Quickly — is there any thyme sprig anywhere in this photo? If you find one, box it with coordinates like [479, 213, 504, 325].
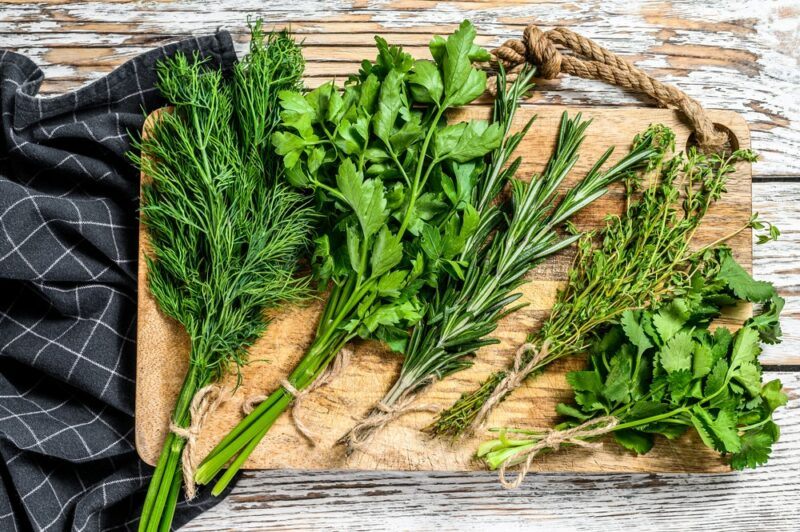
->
[131, 23, 311, 532]
[432, 135, 767, 437]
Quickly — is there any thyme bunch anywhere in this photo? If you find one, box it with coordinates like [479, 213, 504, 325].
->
[131, 23, 312, 532]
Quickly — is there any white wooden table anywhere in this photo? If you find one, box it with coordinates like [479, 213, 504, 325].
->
[2, 1, 797, 530]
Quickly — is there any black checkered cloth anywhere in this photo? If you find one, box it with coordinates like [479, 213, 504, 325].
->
[0, 32, 237, 531]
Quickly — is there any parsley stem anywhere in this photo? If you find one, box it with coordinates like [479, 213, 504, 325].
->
[399, 105, 446, 237]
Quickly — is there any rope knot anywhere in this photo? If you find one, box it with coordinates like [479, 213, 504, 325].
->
[340, 394, 440, 455]
[522, 26, 562, 79]
[489, 23, 728, 152]
[242, 347, 353, 446]
[492, 27, 562, 80]
[169, 384, 227, 500]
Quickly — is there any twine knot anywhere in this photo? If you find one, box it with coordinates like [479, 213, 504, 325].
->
[169, 384, 227, 500]
[470, 339, 551, 433]
[340, 393, 440, 455]
[242, 347, 352, 446]
[496, 415, 619, 489]
[490, 24, 728, 152]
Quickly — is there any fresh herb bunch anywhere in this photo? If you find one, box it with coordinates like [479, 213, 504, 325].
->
[432, 134, 771, 437]
[194, 20, 511, 495]
[340, 85, 669, 452]
[131, 22, 311, 532]
[479, 259, 786, 487]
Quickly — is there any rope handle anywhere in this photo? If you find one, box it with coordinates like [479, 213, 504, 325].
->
[491, 25, 728, 152]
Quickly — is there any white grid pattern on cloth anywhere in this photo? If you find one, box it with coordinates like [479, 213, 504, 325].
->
[0, 31, 238, 531]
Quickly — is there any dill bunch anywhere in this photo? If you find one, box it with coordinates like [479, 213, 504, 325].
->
[131, 22, 312, 532]
[431, 134, 766, 438]
[339, 69, 668, 452]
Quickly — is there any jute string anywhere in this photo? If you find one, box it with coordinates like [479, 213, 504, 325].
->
[488, 25, 727, 152]
[242, 347, 352, 445]
[497, 415, 619, 489]
[169, 384, 227, 500]
[470, 340, 551, 433]
[341, 392, 440, 455]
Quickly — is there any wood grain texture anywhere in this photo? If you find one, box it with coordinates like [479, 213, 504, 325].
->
[136, 106, 754, 473]
[1, 0, 798, 177]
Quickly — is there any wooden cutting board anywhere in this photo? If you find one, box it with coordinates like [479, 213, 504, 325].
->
[135, 105, 751, 473]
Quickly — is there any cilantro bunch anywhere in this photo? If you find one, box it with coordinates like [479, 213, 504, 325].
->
[195, 21, 512, 495]
[432, 135, 772, 437]
[479, 258, 787, 485]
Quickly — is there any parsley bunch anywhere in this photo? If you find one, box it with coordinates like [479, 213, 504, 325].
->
[479, 258, 786, 486]
[340, 88, 669, 452]
[432, 134, 771, 437]
[195, 20, 512, 495]
[131, 22, 312, 532]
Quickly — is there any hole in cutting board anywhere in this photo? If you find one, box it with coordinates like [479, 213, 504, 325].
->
[686, 123, 739, 154]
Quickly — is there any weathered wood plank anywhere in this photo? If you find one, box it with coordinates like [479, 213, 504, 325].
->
[0, 0, 797, 176]
[753, 181, 800, 366]
[182, 372, 800, 531]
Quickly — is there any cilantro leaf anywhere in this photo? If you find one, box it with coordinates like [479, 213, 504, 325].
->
[603, 351, 633, 404]
[709, 409, 742, 453]
[667, 369, 693, 402]
[718, 253, 775, 302]
[660, 330, 693, 373]
[732, 361, 761, 397]
[729, 326, 761, 373]
[746, 294, 785, 344]
[652, 299, 689, 342]
[703, 358, 729, 398]
[566, 370, 604, 394]
[613, 429, 655, 454]
[620, 310, 653, 356]
[692, 339, 713, 378]
[761, 379, 788, 413]
[730, 426, 777, 470]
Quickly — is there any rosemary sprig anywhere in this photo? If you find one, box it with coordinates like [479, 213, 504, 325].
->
[340, 71, 668, 451]
[131, 23, 312, 532]
[431, 132, 764, 438]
